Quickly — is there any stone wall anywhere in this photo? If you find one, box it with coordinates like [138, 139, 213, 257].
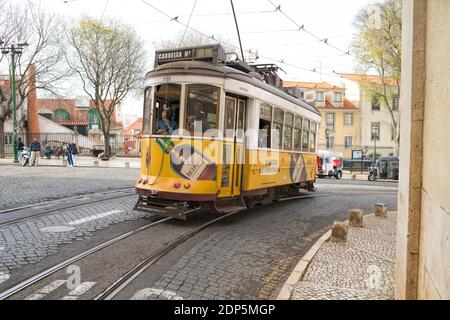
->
[396, 0, 450, 300]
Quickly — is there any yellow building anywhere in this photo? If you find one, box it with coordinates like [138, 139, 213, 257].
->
[284, 81, 360, 159]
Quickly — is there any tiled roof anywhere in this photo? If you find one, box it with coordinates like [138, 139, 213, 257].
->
[317, 98, 358, 110]
[124, 117, 143, 135]
[283, 81, 345, 90]
[336, 72, 398, 86]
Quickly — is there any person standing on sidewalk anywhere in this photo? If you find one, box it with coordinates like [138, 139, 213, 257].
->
[29, 138, 41, 167]
[69, 141, 78, 167]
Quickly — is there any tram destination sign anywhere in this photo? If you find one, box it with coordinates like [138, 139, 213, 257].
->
[158, 49, 193, 62]
[155, 44, 226, 67]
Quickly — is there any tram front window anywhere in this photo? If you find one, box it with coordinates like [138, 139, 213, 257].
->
[153, 84, 181, 135]
[186, 85, 219, 135]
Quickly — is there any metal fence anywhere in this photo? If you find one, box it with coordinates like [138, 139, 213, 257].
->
[2, 132, 142, 158]
[317, 143, 396, 161]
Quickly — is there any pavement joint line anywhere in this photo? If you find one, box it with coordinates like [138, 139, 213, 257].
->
[277, 211, 396, 300]
[342, 243, 396, 264]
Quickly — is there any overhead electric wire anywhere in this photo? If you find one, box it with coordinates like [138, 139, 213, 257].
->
[179, 0, 198, 48]
[138, 0, 351, 81]
[266, 0, 351, 56]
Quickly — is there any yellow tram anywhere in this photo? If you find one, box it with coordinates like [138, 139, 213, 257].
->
[135, 44, 321, 219]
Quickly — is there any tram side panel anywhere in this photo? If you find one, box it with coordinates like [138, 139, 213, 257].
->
[243, 149, 317, 192]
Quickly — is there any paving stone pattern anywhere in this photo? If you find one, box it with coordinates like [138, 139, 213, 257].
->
[0, 166, 138, 209]
[0, 197, 143, 276]
[291, 212, 397, 300]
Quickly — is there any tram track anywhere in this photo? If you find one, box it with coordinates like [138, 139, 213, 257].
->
[94, 210, 239, 300]
[0, 216, 174, 300]
[0, 187, 136, 228]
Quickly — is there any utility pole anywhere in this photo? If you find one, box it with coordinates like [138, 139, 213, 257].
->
[1, 42, 28, 163]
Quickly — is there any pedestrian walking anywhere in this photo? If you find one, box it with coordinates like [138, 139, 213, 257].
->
[69, 141, 78, 167]
[29, 138, 41, 167]
[17, 137, 24, 162]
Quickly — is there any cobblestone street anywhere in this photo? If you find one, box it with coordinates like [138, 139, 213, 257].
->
[0, 165, 138, 209]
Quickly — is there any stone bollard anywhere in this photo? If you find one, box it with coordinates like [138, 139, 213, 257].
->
[348, 209, 364, 227]
[375, 203, 388, 218]
[331, 221, 348, 243]
[124, 162, 130, 169]
[62, 159, 67, 167]
[93, 160, 99, 167]
[351, 173, 356, 180]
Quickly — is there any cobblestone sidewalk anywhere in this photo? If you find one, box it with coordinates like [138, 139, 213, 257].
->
[289, 212, 397, 300]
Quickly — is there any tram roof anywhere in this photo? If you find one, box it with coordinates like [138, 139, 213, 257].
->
[145, 61, 321, 116]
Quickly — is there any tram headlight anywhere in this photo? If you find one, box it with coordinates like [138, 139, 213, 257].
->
[184, 182, 191, 190]
[174, 182, 181, 189]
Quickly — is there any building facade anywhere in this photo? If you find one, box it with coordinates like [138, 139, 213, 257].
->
[284, 81, 360, 159]
[336, 73, 399, 158]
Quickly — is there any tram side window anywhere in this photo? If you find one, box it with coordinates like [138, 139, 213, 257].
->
[294, 116, 302, 151]
[153, 84, 181, 135]
[272, 108, 284, 149]
[310, 122, 316, 152]
[143, 87, 152, 134]
[186, 85, 219, 135]
[302, 119, 310, 151]
[259, 104, 272, 148]
[284, 112, 293, 150]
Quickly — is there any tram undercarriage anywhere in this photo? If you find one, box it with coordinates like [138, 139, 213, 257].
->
[134, 182, 315, 220]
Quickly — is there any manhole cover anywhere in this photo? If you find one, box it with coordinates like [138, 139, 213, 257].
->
[40, 226, 76, 233]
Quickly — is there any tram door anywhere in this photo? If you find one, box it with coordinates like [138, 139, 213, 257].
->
[220, 97, 246, 198]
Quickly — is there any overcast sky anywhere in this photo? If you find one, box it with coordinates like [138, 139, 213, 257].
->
[41, 0, 374, 117]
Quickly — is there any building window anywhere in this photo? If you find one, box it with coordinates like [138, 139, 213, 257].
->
[52, 109, 70, 121]
[3, 132, 13, 145]
[316, 91, 324, 102]
[345, 136, 353, 149]
[300, 91, 305, 98]
[326, 113, 335, 131]
[89, 108, 101, 129]
[371, 122, 380, 141]
[371, 95, 381, 111]
[326, 136, 335, 149]
[344, 113, 353, 125]
[334, 92, 343, 102]
[392, 95, 399, 110]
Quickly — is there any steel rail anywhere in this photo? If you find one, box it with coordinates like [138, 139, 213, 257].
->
[95, 210, 238, 300]
[0, 216, 173, 300]
[0, 189, 136, 228]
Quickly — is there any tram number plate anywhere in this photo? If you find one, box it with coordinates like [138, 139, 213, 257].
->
[163, 76, 171, 82]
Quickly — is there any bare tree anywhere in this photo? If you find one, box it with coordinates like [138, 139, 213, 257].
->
[66, 18, 147, 159]
[0, 0, 68, 157]
[351, 0, 402, 154]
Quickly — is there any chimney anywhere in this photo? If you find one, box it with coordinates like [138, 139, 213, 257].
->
[26, 64, 40, 136]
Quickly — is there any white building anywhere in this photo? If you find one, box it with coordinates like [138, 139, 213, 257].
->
[335, 73, 399, 158]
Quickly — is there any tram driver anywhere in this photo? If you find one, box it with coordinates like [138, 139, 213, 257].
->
[156, 107, 178, 135]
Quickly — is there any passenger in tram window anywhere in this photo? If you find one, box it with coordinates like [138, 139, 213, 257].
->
[156, 108, 178, 135]
[187, 102, 210, 134]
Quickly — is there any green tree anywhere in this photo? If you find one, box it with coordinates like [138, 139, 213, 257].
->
[66, 18, 146, 159]
[351, 0, 402, 154]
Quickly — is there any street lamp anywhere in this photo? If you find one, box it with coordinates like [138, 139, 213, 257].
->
[1, 41, 28, 163]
